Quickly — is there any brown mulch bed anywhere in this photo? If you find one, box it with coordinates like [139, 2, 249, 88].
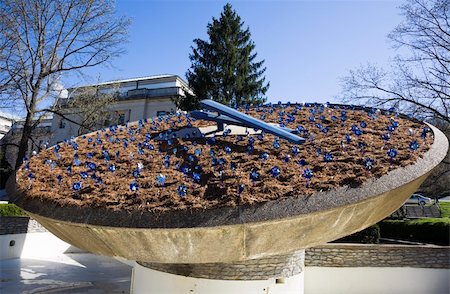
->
[16, 104, 433, 212]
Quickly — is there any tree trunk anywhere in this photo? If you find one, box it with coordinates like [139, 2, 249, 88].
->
[14, 111, 34, 170]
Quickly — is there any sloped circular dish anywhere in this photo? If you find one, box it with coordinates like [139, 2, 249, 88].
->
[9, 120, 448, 264]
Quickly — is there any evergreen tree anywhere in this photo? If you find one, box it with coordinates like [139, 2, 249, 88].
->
[182, 3, 269, 110]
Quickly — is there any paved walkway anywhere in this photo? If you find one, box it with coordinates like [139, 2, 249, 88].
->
[0, 254, 131, 293]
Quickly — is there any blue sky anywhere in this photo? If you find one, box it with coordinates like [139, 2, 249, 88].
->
[68, 0, 404, 104]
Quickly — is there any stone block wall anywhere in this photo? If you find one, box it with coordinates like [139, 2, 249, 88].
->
[140, 251, 305, 280]
[306, 243, 449, 269]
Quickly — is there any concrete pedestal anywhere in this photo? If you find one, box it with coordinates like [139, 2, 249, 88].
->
[131, 250, 305, 294]
[131, 263, 304, 294]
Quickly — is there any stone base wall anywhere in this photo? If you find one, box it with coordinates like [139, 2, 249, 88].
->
[139, 251, 305, 280]
[306, 243, 450, 269]
[0, 216, 47, 235]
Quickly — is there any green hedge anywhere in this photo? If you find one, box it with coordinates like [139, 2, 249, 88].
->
[0, 203, 27, 217]
[334, 225, 380, 244]
[379, 219, 450, 245]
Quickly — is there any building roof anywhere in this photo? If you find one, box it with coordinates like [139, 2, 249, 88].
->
[70, 74, 189, 90]
[0, 111, 21, 121]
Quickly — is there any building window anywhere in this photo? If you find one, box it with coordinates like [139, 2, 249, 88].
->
[59, 119, 65, 129]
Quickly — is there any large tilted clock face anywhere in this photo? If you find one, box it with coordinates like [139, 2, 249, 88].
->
[17, 102, 433, 212]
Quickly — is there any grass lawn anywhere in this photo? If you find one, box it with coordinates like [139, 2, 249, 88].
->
[438, 201, 450, 218]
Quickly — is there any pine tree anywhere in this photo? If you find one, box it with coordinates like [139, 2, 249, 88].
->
[182, 3, 269, 110]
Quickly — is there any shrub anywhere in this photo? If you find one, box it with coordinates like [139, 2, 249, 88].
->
[334, 225, 380, 244]
[0, 204, 27, 217]
[379, 219, 450, 245]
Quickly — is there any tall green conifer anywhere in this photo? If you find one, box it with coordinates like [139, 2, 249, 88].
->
[181, 3, 269, 110]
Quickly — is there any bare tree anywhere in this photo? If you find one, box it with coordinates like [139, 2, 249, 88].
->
[341, 0, 449, 197]
[0, 0, 130, 170]
[341, 0, 449, 124]
[53, 84, 119, 136]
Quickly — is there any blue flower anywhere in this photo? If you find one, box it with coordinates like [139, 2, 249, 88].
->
[291, 146, 300, 156]
[181, 165, 191, 174]
[323, 152, 333, 162]
[299, 158, 307, 166]
[316, 148, 322, 156]
[273, 140, 280, 149]
[195, 148, 202, 156]
[387, 148, 398, 159]
[363, 158, 375, 170]
[87, 152, 93, 159]
[360, 121, 367, 128]
[421, 127, 431, 138]
[187, 155, 196, 163]
[177, 185, 187, 197]
[352, 127, 362, 136]
[88, 162, 96, 171]
[57, 175, 62, 184]
[303, 169, 313, 179]
[80, 172, 88, 179]
[230, 162, 237, 170]
[261, 152, 269, 161]
[156, 174, 166, 186]
[345, 134, 352, 144]
[163, 155, 171, 168]
[284, 155, 290, 163]
[108, 164, 116, 172]
[102, 150, 110, 161]
[224, 146, 232, 154]
[387, 125, 395, 133]
[130, 181, 139, 192]
[74, 158, 81, 166]
[238, 184, 245, 194]
[382, 133, 391, 141]
[72, 182, 82, 191]
[409, 140, 419, 151]
[270, 166, 281, 178]
[192, 172, 201, 183]
[250, 170, 260, 182]
[132, 170, 140, 178]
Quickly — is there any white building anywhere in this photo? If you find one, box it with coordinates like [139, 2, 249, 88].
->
[50, 74, 192, 144]
[0, 111, 19, 140]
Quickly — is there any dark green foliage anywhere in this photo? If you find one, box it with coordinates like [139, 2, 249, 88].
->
[380, 219, 450, 245]
[334, 225, 381, 244]
[182, 3, 269, 110]
[0, 145, 12, 189]
[0, 204, 27, 216]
